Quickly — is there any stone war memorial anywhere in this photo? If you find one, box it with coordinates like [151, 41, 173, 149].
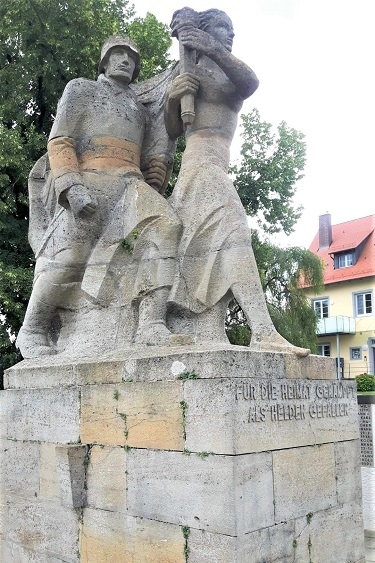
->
[1, 7, 365, 563]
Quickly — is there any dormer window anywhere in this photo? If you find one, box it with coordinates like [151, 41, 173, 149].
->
[338, 252, 353, 268]
[334, 251, 356, 269]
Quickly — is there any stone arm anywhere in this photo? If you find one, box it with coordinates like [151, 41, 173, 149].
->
[178, 27, 259, 100]
[164, 72, 200, 140]
[48, 79, 97, 218]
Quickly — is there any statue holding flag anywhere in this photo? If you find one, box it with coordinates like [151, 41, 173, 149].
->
[166, 8, 309, 356]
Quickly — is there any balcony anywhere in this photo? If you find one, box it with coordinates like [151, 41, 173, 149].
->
[317, 315, 356, 335]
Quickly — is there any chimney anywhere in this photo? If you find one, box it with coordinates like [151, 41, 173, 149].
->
[318, 213, 332, 250]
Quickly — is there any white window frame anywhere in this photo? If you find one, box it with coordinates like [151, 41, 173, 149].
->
[350, 347, 362, 360]
[338, 253, 353, 268]
[312, 298, 329, 319]
[353, 291, 373, 317]
[317, 344, 331, 357]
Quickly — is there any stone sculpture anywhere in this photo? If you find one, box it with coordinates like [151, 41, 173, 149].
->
[16, 36, 183, 358]
[166, 8, 309, 356]
[16, 16, 309, 359]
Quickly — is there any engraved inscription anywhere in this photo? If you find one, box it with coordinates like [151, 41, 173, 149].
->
[235, 381, 355, 423]
[359, 404, 374, 467]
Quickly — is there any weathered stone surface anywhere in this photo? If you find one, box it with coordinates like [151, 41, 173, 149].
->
[3, 388, 80, 443]
[55, 444, 87, 508]
[1, 541, 76, 563]
[117, 381, 184, 450]
[126, 449, 274, 535]
[86, 446, 127, 512]
[80, 381, 184, 450]
[39, 443, 59, 502]
[1, 348, 364, 563]
[80, 384, 127, 446]
[294, 502, 365, 563]
[239, 521, 296, 563]
[184, 378, 359, 454]
[2, 439, 40, 499]
[188, 529, 237, 562]
[335, 439, 362, 504]
[4, 362, 77, 389]
[5, 498, 79, 561]
[80, 509, 185, 563]
[273, 443, 337, 522]
[4, 349, 337, 390]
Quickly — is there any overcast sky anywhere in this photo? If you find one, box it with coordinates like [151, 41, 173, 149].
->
[132, 0, 375, 248]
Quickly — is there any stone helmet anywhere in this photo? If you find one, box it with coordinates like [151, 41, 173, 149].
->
[98, 35, 141, 81]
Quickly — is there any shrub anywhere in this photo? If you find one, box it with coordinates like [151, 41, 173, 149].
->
[355, 373, 375, 392]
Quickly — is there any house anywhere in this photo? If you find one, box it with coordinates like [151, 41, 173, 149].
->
[304, 213, 375, 378]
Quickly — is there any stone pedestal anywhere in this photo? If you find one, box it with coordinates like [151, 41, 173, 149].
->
[1, 347, 366, 562]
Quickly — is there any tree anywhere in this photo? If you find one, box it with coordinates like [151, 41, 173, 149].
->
[227, 110, 323, 350]
[232, 108, 306, 235]
[226, 231, 324, 351]
[0, 1, 172, 378]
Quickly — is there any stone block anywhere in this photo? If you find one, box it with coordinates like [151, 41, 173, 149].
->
[188, 529, 236, 562]
[80, 508, 185, 563]
[4, 361, 76, 389]
[55, 444, 87, 508]
[3, 388, 80, 443]
[294, 502, 365, 563]
[122, 348, 288, 382]
[284, 353, 336, 380]
[80, 384, 127, 446]
[76, 361, 125, 385]
[2, 439, 40, 499]
[86, 445, 127, 512]
[335, 439, 362, 504]
[126, 449, 274, 535]
[273, 443, 337, 522]
[117, 381, 184, 450]
[238, 520, 296, 563]
[1, 540, 77, 563]
[184, 378, 359, 455]
[5, 498, 79, 561]
[39, 443, 59, 502]
[80, 381, 184, 450]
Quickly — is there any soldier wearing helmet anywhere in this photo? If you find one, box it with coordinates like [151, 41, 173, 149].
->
[17, 36, 183, 358]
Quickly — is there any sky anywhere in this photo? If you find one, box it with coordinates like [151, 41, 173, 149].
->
[132, 0, 375, 248]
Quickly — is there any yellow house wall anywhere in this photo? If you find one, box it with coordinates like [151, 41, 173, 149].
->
[305, 277, 375, 377]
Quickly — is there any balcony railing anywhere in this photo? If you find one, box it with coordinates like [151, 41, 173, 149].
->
[317, 315, 356, 335]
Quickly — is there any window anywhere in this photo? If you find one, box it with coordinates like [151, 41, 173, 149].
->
[354, 291, 373, 316]
[312, 298, 329, 319]
[318, 344, 331, 357]
[350, 347, 362, 360]
[337, 253, 353, 268]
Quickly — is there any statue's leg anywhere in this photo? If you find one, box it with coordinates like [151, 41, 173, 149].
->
[130, 182, 191, 346]
[230, 247, 310, 357]
[16, 264, 83, 358]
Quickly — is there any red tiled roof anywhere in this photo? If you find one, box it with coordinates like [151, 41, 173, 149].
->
[307, 215, 375, 285]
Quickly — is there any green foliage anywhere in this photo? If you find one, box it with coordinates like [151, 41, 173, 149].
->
[0, 0, 172, 380]
[226, 231, 324, 351]
[126, 13, 173, 81]
[232, 108, 306, 235]
[176, 370, 198, 380]
[356, 373, 375, 392]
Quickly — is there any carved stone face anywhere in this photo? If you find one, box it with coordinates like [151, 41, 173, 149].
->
[208, 13, 234, 51]
[104, 47, 136, 85]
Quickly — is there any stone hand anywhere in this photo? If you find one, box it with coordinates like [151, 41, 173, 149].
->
[169, 72, 200, 102]
[143, 159, 169, 191]
[66, 184, 98, 218]
[178, 28, 217, 57]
